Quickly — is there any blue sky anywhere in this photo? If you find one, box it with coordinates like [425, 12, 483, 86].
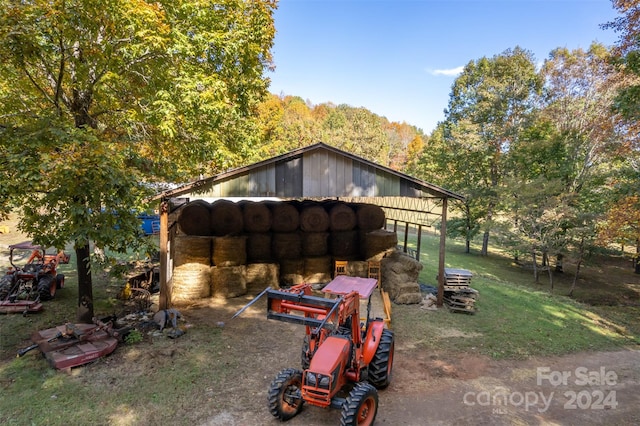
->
[267, 0, 620, 134]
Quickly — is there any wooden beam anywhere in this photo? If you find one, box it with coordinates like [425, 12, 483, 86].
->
[159, 201, 169, 310]
[416, 225, 422, 261]
[437, 198, 448, 307]
[403, 222, 409, 253]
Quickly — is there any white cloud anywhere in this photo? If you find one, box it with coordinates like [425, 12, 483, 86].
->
[429, 66, 464, 76]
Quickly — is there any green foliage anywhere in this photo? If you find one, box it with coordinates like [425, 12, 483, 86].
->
[124, 329, 144, 345]
[252, 94, 425, 170]
[0, 0, 276, 319]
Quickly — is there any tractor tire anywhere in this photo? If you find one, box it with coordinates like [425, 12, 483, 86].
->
[301, 336, 311, 369]
[56, 274, 65, 289]
[339, 382, 378, 426]
[367, 328, 394, 389]
[37, 274, 56, 301]
[268, 368, 304, 421]
[0, 274, 15, 299]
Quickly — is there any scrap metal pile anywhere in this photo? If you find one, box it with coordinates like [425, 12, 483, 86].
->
[443, 268, 478, 314]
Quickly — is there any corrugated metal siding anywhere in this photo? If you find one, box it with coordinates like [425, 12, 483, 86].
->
[276, 156, 303, 197]
[303, 149, 355, 197]
[352, 162, 377, 196]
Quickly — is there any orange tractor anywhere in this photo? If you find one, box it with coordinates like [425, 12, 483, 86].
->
[241, 279, 394, 425]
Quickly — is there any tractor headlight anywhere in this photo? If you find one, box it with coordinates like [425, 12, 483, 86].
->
[306, 372, 330, 389]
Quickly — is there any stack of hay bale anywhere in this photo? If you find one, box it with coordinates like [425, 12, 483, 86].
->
[172, 199, 398, 304]
[443, 268, 479, 314]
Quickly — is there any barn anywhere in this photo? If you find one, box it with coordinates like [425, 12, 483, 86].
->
[154, 142, 464, 309]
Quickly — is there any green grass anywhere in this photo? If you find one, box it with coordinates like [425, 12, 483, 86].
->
[392, 230, 640, 359]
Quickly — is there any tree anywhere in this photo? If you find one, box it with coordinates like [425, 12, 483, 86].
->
[599, 195, 640, 273]
[604, 0, 640, 121]
[0, 0, 276, 322]
[440, 47, 542, 255]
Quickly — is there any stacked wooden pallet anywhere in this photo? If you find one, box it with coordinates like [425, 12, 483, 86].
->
[443, 268, 478, 314]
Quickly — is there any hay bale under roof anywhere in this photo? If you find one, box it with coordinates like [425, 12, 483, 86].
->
[330, 230, 359, 259]
[210, 199, 243, 236]
[173, 235, 212, 267]
[171, 263, 211, 305]
[355, 203, 386, 230]
[360, 229, 398, 260]
[280, 259, 304, 287]
[301, 232, 329, 257]
[211, 265, 247, 299]
[272, 232, 301, 260]
[212, 236, 247, 266]
[178, 200, 212, 236]
[269, 202, 300, 233]
[246, 233, 272, 263]
[300, 203, 330, 233]
[245, 263, 280, 293]
[328, 202, 356, 232]
[303, 256, 332, 284]
[241, 200, 272, 233]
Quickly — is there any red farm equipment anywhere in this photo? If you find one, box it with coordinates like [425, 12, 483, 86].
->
[239, 279, 394, 425]
[0, 241, 70, 314]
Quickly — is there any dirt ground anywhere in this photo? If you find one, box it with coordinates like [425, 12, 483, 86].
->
[171, 296, 640, 426]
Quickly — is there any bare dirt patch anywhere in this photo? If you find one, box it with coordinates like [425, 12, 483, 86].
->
[106, 294, 639, 426]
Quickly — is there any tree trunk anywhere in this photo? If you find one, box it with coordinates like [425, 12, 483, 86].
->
[569, 238, 585, 297]
[635, 239, 640, 274]
[555, 254, 564, 273]
[547, 261, 554, 293]
[532, 251, 539, 283]
[465, 205, 471, 254]
[569, 259, 582, 297]
[76, 242, 94, 323]
[481, 230, 490, 256]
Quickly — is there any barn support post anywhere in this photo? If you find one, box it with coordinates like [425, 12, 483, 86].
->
[416, 225, 422, 261]
[403, 222, 409, 253]
[437, 197, 448, 307]
[159, 200, 170, 310]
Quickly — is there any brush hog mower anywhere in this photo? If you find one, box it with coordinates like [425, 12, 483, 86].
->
[17, 316, 128, 370]
[234, 280, 394, 426]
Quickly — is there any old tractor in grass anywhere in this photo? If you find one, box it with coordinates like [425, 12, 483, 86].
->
[0, 241, 70, 314]
[246, 280, 394, 425]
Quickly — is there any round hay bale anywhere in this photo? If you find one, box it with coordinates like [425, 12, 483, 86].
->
[178, 200, 212, 236]
[246, 233, 272, 262]
[300, 204, 330, 232]
[173, 235, 212, 267]
[241, 201, 272, 233]
[301, 232, 329, 257]
[212, 236, 247, 266]
[171, 263, 211, 304]
[355, 203, 386, 230]
[360, 229, 398, 260]
[280, 259, 304, 287]
[303, 256, 332, 284]
[211, 265, 247, 299]
[272, 232, 301, 260]
[330, 230, 359, 259]
[245, 263, 280, 292]
[269, 202, 299, 233]
[328, 202, 356, 231]
[210, 199, 243, 236]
